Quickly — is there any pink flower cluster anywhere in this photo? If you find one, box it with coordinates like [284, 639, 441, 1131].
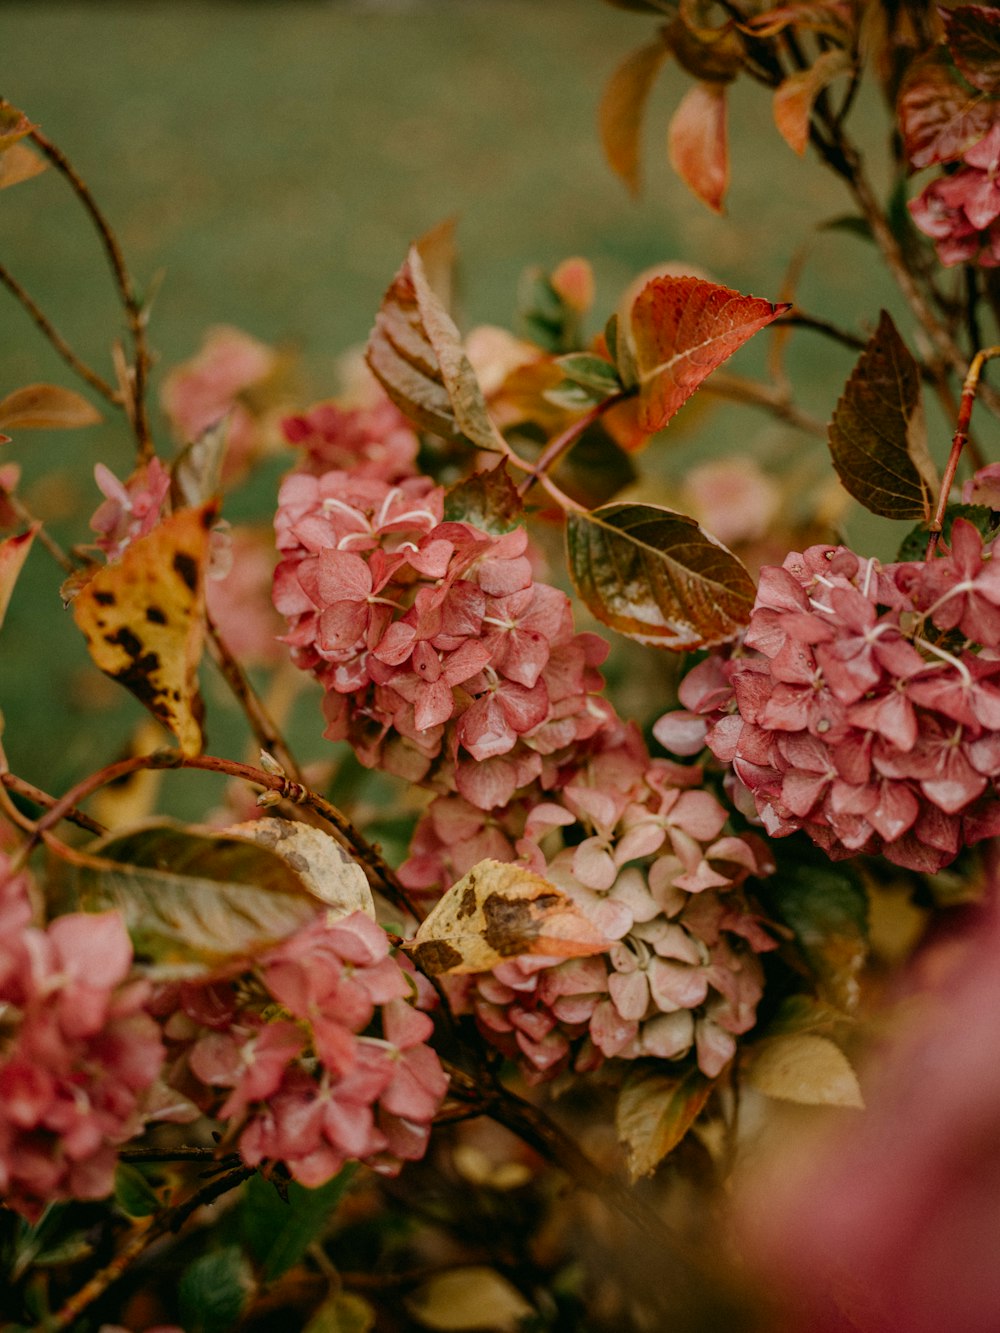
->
[282, 398, 420, 483]
[161, 911, 447, 1187]
[910, 122, 1000, 267]
[90, 457, 171, 561]
[0, 865, 164, 1221]
[670, 526, 1000, 872]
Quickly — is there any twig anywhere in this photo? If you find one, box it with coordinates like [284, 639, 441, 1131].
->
[0, 771, 106, 835]
[515, 393, 625, 499]
[5, 493, 78, 574]
[927, 344, 1000, 556]
[774, 309, 866, 354]
[0, 261, 120, 403]
[703, 371, 826, 438]
[28, 124, 154, 458]
[205, 616, 303, 782]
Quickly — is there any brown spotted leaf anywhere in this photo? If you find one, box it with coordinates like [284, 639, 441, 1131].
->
[0, 383, 101, 432]
[566, 502, 755, 649]
[72, 505, 216, 755]
[828, 310, 937, 521]
[599, 36, 671, 197]
[366, 231, 502, 452]
[616, 1064, 713, 1180]
[629, 276, 788, 433]
[668, 81, 728, 213]
[897, 52, 997, 168]
[47, 819, 332, 975]
[773, 48, 852, 156]
[944, 4, 1000, 96]
[407, 859, 608, 976]
[0, 524, 37, 631]
[0, 142, 46, 191]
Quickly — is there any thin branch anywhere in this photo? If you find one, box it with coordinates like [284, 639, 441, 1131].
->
[0, 771, 106, 835]
[0, 261, 120, 403]
[927, 344, 1000, 556]
[774, 309, 866, 354]
[703, 371, 826, 437]
[5, 493, 78, 574]
[205, 615, 303, 782]
[28, 124, 153, 457]
[516, 393, 626, 499]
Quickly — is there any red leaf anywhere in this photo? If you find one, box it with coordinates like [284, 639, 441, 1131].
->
[897, 52, 997, 169]
[599, 37, 671, 197]
[944, 4, 1000, 96]
[0, 524, 37, 631]
[773, 49, 851, 156]
[629, 275, 788, 433]
[668, 81, 728, 213]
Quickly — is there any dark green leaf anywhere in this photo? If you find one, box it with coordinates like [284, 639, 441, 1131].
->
[242, 1167, 356, 1282]
[944, 4, 1000, 95]
[566, 502, 755, 649]
[47, 819, 329, 974]
[828, 310, 937, 520]
[114, 1162, 162, 1218]
[759, 847, 868, 1011]
[178, 1245, 255, 1333]
[896, 503, 999, 562]
[554, 353, 623, 394]
[544, 380, 607, 410]
[444, 463, 524, 533]
[819, 214, 873, 241]
[616, 1064, 713, 1180]
[517, 266, 578, 353]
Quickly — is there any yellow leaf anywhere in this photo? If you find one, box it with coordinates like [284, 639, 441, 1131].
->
[406, 1267, 534, 1331]
[72, 505, 215, 755]
[407, 858, 609, 975]
[745, 1033, 864, 1108]
[225, 817, 375, 920]
[0, 383, 101, 431]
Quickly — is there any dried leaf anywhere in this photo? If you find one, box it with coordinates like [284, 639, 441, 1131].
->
[629, 275, 788, 433]
[47, 819, 332, 974]
[745, 1033, 864, 1108]
[408, 859, 608, 976]
[773, 49, 852, 156]
[224, 817, 375, 919]
[616, 1064, 713, 1180]
[0, 102, 34, 153]
[944, 4, 1000, 96]
[566, 502, 755, 649]
[406, 1267, 534, 1332]
[0, 524, 37, 631]
[72, 505, 216, 755]
[664, 13, 743, 82]
[0, 383, 101, 432]
[0, 142, 46, 191]
[443, 462, 524, 533]
[740, 1, 853, 40]
[828, 310, 937, 521]
[599, 37, 671, 197]
[668, 81, 729, 213]
[897, 52, 997, 169]
[366, 231, 501, 451]
[170, 418, 228, 508]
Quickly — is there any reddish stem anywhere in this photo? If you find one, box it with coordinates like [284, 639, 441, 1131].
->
[926, 345, 1000, 558]
[515, 392, 625, 499]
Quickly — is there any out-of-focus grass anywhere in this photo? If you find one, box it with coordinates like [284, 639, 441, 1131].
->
[1, 1, 900, 805]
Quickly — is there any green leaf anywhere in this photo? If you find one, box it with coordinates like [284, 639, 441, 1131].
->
[819, 214, 873, 241]
[615, 1064, 713, 1181]
[896, 503, 999, 562]
[242, 1167, 356, 1282]
[827, 310, 937, 521]
[554, 352, 623, 394]
[629, 276, 788, 433]
[114, 1162, 162, 1218]
[178, 1245, 255, 1333]
[517, 266, 578, 353]
[46, 819, 336, 974]
[566, 502, 755, 649]
[366, 227, 501, 452]
[443, 463, 524, 533]
[759, 848, 868, 1011]
[745, 1033, 864, 1108]
[944, 4, 1000, 95]
[305, 1293, 376, 1333]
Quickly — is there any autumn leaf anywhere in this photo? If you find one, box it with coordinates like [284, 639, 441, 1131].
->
[0, 142, 46, 191]
[0, 524, 37, 631]
[46, 819, 335, 974]
[615, 1064, 713, 1180]
[566, 502, 756, 649]
[773, 49, 851, 156]
[629, 275, 788, 433]
[0, 102, 34, 153]
[407, 859, 608, 976]
[405, 1267, 533, 1332]
[443, 462, 524, 533]
[72, 504, 216, 755]
[224, 817, 375, 919]
[668, 81, 729, 213]
[828, 310, 937, 521]
[745, 1033, 864, 1108]
[739, 1, 853, 40]
[366, 228, 502, 452]
[599, 36, 671, 197]
[897, 52, 997, 169]
[943, 4, 1000, 96]
[0, 383, 102, 432]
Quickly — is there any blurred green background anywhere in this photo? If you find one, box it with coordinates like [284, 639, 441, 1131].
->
[1, 0, 901, 809]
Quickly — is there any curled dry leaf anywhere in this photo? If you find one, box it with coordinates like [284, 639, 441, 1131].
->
[615, 1064, 713, 1180]
[566, 502, 756, 649]
[0, 383, 102, 432]
[0, 524, 37, 631]
[773, 48, 852, 156]
[828, 310, 937, 521]
[72, 504, 216, 756]
[0, 102, 34, 153]
[407, 858, 609, 976]
[225, 817, 375, 919]
[745, 1032, 864, 1108]
[599, 36, 671, 197]
[629, 275, 788, 434]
